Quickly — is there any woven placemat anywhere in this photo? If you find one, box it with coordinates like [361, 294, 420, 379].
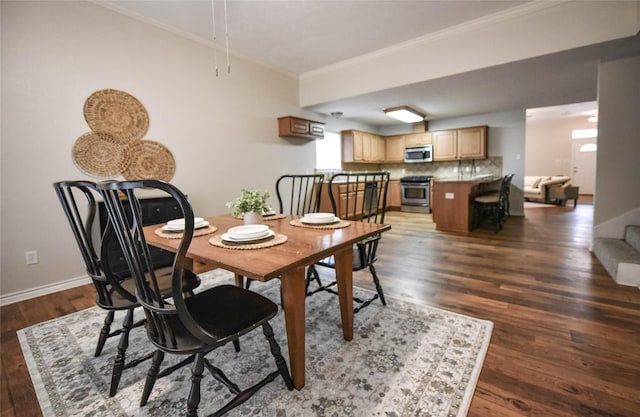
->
[236, 213, 287, 221]
[289, 218, 351, 229]
[83, 89, 149, 143]
[154, 225, 218, 239]
[208, 233, 287, 250]
[72, 131, 132, 178]
[123, 140, 176, 181]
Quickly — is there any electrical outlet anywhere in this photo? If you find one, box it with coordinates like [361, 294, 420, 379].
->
[25, 250, 39, 265]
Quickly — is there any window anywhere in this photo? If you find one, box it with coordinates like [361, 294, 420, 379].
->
[315, 131, 342, 169]
[572, 128, 597, 139]
[580, 143, 597, 152]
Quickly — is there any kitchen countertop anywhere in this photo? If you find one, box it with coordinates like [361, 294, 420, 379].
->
[432, 175, 496, 183]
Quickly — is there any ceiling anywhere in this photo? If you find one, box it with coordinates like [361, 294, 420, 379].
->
[102, 0, 639, 127]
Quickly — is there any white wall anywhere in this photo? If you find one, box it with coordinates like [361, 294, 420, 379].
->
[0, 1, 317, 297]
[525, 116, 596, 177]
[593, 56, 640, 238]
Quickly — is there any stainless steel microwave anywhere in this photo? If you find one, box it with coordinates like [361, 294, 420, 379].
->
[404, 145, 433, 163]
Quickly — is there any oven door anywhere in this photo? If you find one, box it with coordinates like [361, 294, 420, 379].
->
[401, 182, 429, 205]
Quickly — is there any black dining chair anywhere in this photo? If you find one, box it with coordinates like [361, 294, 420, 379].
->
[275, 174, 324, 216]
[306, 171, 390, 313]
[244, 173, 324, 290]
[472, 173, 514, 231]
[53, 180, 201, 397]
[98, 179, 293, 417]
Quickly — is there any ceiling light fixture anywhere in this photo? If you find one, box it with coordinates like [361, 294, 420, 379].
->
[384, 106, 425, 123]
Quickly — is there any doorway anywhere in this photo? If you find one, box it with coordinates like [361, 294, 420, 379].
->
[571, 138, 597, 195]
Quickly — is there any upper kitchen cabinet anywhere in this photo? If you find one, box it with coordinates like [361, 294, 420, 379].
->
[342, 130, 385, 163]
[404, 132, 432, 147]
[385, 135, 405, 163]
[278, 116, 325, 140]
[432, 126, 487, 161]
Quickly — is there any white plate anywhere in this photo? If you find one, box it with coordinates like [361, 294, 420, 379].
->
[227, 224, 270, 240]
[163, 219, 209, 231]
[301, 216, 340, 225]
[222, 229, 275, 243]
[263, 209, 277, 217]
[304, 212, 335, 221]
[167, 217, 204, 227]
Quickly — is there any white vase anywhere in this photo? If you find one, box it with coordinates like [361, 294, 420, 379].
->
[243, 211, 263, 225]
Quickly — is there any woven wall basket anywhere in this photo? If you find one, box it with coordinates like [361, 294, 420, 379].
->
[84, 89, 149, 143]
[123, 139, 176, 182]
[72, 131, 132, 178]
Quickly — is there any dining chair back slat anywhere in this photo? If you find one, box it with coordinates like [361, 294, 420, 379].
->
[275, 174, 324, 215]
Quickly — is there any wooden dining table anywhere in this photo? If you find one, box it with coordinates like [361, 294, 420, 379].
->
[143, 214, 391, 390]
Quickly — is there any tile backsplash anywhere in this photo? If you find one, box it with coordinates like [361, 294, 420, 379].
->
[332, 156, 503, 180]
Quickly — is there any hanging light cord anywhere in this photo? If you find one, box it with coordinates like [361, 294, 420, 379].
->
[211, 0, 230, 75]
[223, 0, 230, 73]
[211, 0, 218, 76]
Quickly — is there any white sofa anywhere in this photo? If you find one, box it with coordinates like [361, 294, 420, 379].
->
[524, 175, 573, 203]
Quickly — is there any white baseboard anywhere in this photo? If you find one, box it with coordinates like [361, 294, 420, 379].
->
[0, 275, 92, 307]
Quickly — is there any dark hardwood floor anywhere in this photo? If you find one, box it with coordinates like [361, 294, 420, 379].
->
[3, 201, 640, 417]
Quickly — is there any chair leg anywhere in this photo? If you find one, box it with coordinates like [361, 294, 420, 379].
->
[109, 308, 134, 397]
[262, 322, 293, 390]
[305, 265, 323, 294]
[187, 353, 205, 417]
[141, 350, 164, 406]
[369, 265, 386, 306]
[95, 310, 115, 357]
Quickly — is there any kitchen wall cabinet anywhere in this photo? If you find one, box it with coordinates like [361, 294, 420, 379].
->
[278, 116, 325, 140]
[385, 135, 405, 163]
[457, 126, 487, 159]
[432, 126, 487, 161]
[342, 130, 385, 163]
[404, 132, 432, 147]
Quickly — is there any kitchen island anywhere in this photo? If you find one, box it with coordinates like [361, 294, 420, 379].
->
[431, 176, 498, 233]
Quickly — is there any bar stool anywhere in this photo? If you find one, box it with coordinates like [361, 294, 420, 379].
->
[473, 174, 514, 231]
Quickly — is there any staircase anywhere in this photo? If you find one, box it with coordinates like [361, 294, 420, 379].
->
[593, 225, 640, 287]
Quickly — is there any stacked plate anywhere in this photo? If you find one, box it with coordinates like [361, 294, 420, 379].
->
[162, 217, 209, 232]
[222, 224, 274, 243]
[300, 212, 340, 225]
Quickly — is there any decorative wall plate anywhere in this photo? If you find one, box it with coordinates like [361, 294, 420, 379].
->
[72, 131, 132, 178]
[83, 89, 149, 143]
[123, 139, 176, 181]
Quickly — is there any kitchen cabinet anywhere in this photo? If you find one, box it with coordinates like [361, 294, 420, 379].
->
[432, 126, 487, 161]
[404, 132, 432, 147]
[278, 116, 325, 140]
[432, 130, 457, 161]
[342, 130, 385, 163]
[385, 135, 405, 163]
[387, 180, 401, 209]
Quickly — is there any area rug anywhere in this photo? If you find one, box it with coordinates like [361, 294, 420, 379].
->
[18, 269, 493, 417]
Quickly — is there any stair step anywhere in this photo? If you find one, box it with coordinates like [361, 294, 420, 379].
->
[593, 237, 640, 286]
[624, 225, 640, 253]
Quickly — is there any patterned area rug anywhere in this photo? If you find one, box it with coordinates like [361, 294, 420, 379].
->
[18, 269, 493, 417]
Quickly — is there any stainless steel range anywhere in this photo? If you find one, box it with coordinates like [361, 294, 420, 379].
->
[400, 175, 432, 213]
